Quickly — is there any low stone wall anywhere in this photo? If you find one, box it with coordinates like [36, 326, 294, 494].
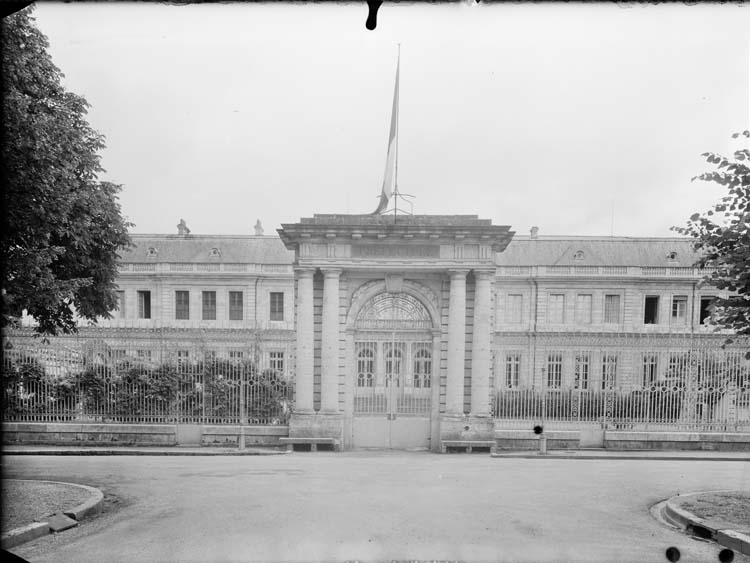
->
[493, 427, 750, 451]
[202, 425, 288, 447]
[605, 431, 750, 451]
[494, 430, 580, 451]
[2, 422, 288, 448]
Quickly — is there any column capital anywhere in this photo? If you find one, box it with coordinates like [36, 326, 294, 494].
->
[294, 267, 316, 278]
[320, 267, 343, 278]
[448, 268, 470, 279]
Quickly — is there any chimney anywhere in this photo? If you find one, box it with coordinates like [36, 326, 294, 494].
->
[254, 220, 264, 236]
[530, 226, 539, 239]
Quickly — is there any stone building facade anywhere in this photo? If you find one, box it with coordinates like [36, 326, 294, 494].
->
[15, 214, 742, 450]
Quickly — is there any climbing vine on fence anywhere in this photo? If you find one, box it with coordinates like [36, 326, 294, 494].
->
[2, 357, 291, 424]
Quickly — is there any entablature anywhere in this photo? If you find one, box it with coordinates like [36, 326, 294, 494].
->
[495, 265, 717, 281]
[118, 263, 293, 275]
[278, 214, 514, 269]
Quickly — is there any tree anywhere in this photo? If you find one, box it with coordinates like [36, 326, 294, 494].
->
[1, 6, 132, 334]
[673, 131, 750, 348]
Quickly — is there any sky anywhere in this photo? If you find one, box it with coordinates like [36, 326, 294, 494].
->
[30, 1, 750, 238]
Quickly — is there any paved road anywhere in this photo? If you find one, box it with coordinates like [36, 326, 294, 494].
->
[3, 452, 749, 562]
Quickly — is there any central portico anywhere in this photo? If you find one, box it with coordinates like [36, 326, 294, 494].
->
[278, 214, 514, 451]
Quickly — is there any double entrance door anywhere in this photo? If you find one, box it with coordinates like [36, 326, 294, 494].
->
[352, 337, 433, 449]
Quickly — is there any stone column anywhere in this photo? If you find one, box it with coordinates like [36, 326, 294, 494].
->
[470, 269, 494, 416]
[446, 269, 469, 415]
[320, 268, 342, 413]
[294, 267, 315, 413]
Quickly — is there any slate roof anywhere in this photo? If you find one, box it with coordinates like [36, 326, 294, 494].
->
[119, 233, 702, 268]
[120, 235, 294, 264]
[496, 236, 701, 267]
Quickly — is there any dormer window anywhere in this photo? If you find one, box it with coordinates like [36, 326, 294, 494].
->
[209, 248, 221, 258]
[146, 247, 158, 258]
[573, 250, 584, 261]
[667, 251, 678, 261]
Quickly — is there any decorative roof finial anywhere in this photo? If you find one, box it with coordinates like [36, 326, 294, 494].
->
[177, 219, 191, 236]
[254, 220, 264, 236]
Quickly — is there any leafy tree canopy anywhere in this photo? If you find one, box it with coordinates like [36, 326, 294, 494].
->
[1, 6, 132, 334]
[673, 131, 750, 343]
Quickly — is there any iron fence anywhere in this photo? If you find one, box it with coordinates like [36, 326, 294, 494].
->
[492, 332, 750, 431]
[494, 387, 749, 431]
[2, 333, 294, 425]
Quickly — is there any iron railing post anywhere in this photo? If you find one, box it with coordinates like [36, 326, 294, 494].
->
[239, 364, 247, 450]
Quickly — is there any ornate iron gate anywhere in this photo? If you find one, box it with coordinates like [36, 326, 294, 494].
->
[351, 292, 434, 449]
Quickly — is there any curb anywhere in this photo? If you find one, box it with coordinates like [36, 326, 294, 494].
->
[1, 522, 49, 550]
[490, 453, 750, 461]
[662, 492, 750, 556]
[61, 482, 104, 521]
[3, 449, 289, 456]
[1, 480, 105, 550]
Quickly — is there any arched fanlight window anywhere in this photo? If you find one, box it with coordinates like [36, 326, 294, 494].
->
[355, 292, 431, 331]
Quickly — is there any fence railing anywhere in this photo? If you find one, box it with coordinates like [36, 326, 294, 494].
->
[493, 387, 750, 431]
[2, 338, 293, 425]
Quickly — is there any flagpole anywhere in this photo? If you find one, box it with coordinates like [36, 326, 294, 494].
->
[394, 43, 400, 220]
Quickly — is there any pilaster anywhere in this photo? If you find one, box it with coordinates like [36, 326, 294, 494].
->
[470, 269, 494, 416]
[294, 267, 315, 413]
[446, 268, 469, 415]
[320, 268, 342, 413]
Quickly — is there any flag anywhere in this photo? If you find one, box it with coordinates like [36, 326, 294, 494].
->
[372, 54, 400, 214]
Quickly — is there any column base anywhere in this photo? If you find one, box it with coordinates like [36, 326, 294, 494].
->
[439, 414, 495, 442]
[289, 411, 343, 441]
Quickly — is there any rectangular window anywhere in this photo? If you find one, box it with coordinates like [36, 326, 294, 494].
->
[671, 296, 688, 324]
[546, 352, 563, 388]
[505, 353, 521, 388]
[644, 296, 659, 324]
[699, 297, 714, 325]
[229, 350, 244, 362]
[115, 291, 125, 318]
[269, 351, 284, 372]
[506, 294, 523, 324]
[270, 292, 284, 321]
[177, 350, 189, 365]
[574, 353, 590, 390]
[202, 291, 216, 320]
[601, 354, 618, 390]
[175, 291, 190, 320]
[642, 353, 658, 387]
[548, 294, 565, 324]
[136, 349, 152, 361]
[204, 350, 216, 362]
[604, 294, 620, 324]
[229, 291, 243, 321]
[575, 294, 592, 324]
[110, 349, 126, 361]
[137, 291, 151, 319]
[667, 353, 689, 384]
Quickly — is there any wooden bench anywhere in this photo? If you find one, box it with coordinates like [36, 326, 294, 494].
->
[278, 437, 340, 452]
[440, 440, 496, 454]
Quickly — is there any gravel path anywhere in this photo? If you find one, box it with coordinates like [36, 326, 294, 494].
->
[1, 480, 92, 533]
[673, 490, 750, 536]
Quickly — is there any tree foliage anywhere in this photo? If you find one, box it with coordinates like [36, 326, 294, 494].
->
[1, 6, 132, 334]
[673, 131, 750, 342]
[2, 355, 291, 425]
